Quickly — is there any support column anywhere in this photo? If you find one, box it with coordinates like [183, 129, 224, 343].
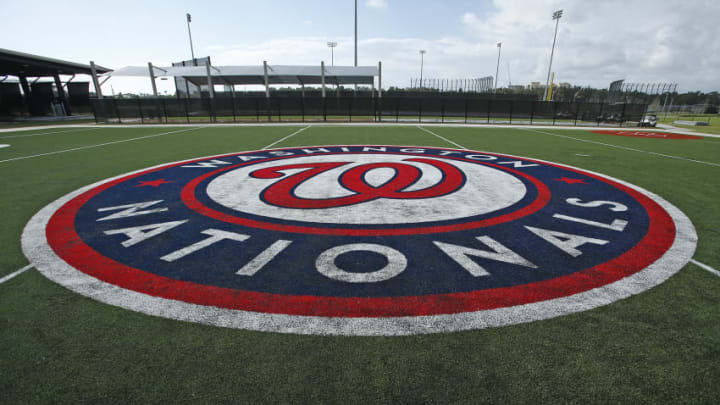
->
[19, 75, 31, 97]
[53, 74, 71, 115]
[89, 61, 106, 122]
[263, 61, 271, 121]
[205, 63, 215, 122]
[148, 62, 158, 96]
[321, 61, 326, 98]
[205, 63, 215, 99]
[378, 61, 382, 98]
[90, 61, 103, 98]
[19, 75, 32, 115]
[263, 61, 270, 99]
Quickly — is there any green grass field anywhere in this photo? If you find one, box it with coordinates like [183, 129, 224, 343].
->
[1, 124, 719, 403]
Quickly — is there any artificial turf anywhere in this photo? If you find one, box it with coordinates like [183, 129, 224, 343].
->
[1, 124, 718, 403]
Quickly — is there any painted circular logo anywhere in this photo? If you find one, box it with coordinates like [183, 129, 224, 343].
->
[23, 145, 697, 335]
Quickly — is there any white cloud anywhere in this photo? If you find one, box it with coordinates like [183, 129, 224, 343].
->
[460, 0, 720, 91]
[211, 36, 498, 91]
[104, 0, 720, 93]
[366, 0, 388, 9]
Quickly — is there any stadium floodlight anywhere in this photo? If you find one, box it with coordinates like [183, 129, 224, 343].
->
[419, 50, 426, 88]
[186, 13, 195, 61]
[327, 42, 338, 66]
[543, 9, 563, 101]
[495, 42, 502, 92]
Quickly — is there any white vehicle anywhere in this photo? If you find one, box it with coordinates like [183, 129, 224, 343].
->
[639, 114, 658, 127]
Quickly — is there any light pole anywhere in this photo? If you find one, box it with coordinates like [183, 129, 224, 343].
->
[495, 42, 502, 92]
[186, 13, 195, 61]
[327, 41, 337, 66]
[354, 0, 358, 67]
[352, 0, 358, 91]
[543, 9, 563, 101]
[419, 50, 426, 88]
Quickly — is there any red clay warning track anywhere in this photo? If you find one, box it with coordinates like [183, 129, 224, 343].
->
[591, 130, 702, 140]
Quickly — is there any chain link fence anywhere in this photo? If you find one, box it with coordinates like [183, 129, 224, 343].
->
[90, 95, 647, 127]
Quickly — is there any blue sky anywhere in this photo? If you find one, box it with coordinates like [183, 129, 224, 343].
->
[2, 0, 718, 94]
[2, 0, 485, 65]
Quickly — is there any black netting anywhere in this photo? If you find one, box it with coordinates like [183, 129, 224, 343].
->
[89, 96, 645, 127]
[467, 99, 490, 122]
[512, 100, 534, 123]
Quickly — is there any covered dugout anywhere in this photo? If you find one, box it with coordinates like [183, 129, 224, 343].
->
[0, 48, 111, 117]
[104, 61, 383, 98]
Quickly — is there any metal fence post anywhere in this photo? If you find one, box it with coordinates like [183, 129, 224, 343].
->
[575, 103, 582, 126]
[464, 98, 468, 123]
[113, 98, 122, 124]
[379, 97, 383, 122]
[418, 98, 422, 122]
[323, 97, 327, 122]
[231, 92, 237, 122]
[620, 102, 627, 127]
[154, 97, 162, 124]
[552, 102, 557, 125]
[530, 100, 535, 125]
[509, 100, 514, 125]
[441, 97, 445, 123]
[137, 97, 144, 124]
[597, 102, 605, 126]
[487, 99, 491, 123]
[184, 98, 190, 123]
[90, 100, 99, 124]
[301, 97, 305, 122]
[161, 98, 168, 123]
[348, 97, 353, 122]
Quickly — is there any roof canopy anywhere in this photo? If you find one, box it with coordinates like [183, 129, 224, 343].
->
[106, 64, 379, 86]
[0, 48, 111, 77]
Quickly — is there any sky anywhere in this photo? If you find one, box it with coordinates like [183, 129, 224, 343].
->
[2, 0, 719, 94]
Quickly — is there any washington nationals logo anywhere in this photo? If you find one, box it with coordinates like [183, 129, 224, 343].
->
[250, 158, 465, 209]
[23, 145, 696, 336]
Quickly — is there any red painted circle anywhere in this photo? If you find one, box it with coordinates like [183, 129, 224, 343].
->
[44, 149, 676, 318]
[591, 130, 702, 140]
[181, 153, 551, 236]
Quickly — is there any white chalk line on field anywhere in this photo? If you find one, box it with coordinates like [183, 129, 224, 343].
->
[262, 125, 311, 149]
[0, 264, 34, 284]
[417, 126, 468, 149]
[522, 128, 720, 168]
[0, 126, 204, 164]
[690, 259, 720, 277]
[0, 127, 102, 139]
